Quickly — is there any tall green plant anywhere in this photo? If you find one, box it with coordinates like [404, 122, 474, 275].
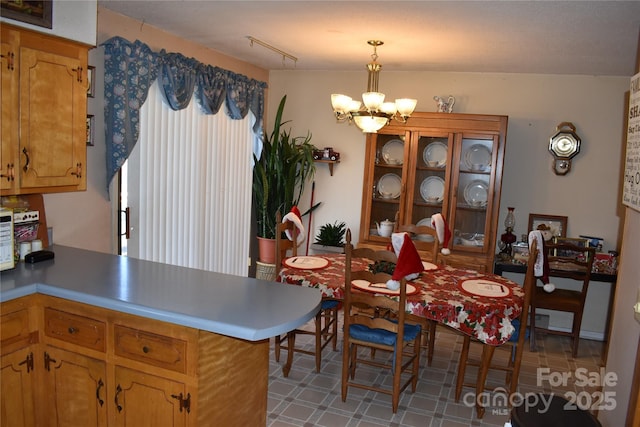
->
[253, 95, 316, 239]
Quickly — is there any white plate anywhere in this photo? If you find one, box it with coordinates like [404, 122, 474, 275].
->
[463, 180, 488, 206]
[378, 173, 401, 199]
[352, 279, 418, 296]
[422, 261, 438, 271]
[460, 279, 510, 297]
[464, 144, 492, 171]
[423, 141, 447, 167]
[381, 139, 404, 165]
[416, 218, 432, 227]
[283, 256, 329, 270]
[420, 176, 445, 202]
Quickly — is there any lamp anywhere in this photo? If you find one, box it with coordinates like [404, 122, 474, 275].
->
[331, 40, 417, 133]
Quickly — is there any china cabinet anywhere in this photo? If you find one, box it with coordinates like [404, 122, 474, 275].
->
[358, 112, 508, 272]
[0, 24, 88, 196]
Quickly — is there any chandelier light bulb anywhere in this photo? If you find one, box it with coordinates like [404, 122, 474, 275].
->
[395, 98, 417, 117]
[362, 92, 385, 111]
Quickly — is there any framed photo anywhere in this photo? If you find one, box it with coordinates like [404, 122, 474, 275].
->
[528, 213, 567, 239]
[86, 115, 94, 146]
[1, 1, 52, 29]
[553, 237, 588, 258]
[87, 66, 95, 98]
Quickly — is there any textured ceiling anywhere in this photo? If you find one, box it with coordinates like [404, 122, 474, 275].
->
[99, 0, 640, 76]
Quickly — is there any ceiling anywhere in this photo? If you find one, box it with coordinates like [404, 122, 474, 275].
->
[98, 1, 640, 76]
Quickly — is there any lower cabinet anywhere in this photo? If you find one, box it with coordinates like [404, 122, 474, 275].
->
[114, 366, 188, 427]
[0, 295, 268, 427]
[1, 349, 36, 427]
[40, 346, 107, 426]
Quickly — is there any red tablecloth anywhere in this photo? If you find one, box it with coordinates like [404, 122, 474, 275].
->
[279, 253, 524, 346]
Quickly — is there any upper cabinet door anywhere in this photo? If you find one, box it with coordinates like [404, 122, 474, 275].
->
[19, 46, 86, 189]
[1, 30, 18, 192]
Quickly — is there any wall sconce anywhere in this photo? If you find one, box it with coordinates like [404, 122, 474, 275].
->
[549, 122, 581, 175]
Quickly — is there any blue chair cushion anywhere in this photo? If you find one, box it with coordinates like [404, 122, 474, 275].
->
[509, 318, 530, 342]
[349, 322, 421, 346]
[321, 299, 339, 310]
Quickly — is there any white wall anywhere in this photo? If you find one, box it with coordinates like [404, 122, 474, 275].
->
[267, 70, 628, 338]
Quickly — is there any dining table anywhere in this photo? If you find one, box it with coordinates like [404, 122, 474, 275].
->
[279, 253, 524, 346]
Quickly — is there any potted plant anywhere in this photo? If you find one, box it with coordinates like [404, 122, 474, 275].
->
[253, 95, 316, 263]
[311, 221, 346, 254]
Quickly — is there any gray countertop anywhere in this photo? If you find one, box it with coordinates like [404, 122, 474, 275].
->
[0, 245, 321, 341]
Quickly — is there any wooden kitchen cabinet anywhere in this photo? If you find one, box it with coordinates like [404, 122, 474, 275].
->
[0, 298, 37, 427]
[358, 112, 508, 272]
[0, 294, 269, 427]
[0, 24, 88, 196]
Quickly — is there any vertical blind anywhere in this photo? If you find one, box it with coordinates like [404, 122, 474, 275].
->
[127, 81, 253, 276]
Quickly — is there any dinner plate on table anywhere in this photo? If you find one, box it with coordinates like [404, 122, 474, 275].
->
[459, 279, 511, 297]
[352, 279, 419, 296]
[423, 141, 447, 167]
[283, 256, 330, 270]
[381, 139, 404, 165]
[422, 261, 438, 271]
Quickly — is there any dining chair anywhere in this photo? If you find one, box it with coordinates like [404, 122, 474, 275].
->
[454, 238, 538, 419]
[393, 216, 440, 366]
[341, 229, 422, 413]
[529, 240, 595, 358]
[273, 211, 339, 377]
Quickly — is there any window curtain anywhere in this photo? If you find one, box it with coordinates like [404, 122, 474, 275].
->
[102, 36, 267, 190]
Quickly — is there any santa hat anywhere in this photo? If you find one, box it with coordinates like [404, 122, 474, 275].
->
[431, 213, 452, 255]
[386, 232, 424, 290]
[528, 230, 555, 293]
[282, 206, 305, 246]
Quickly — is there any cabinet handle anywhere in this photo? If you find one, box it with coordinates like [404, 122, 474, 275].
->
[171, 392, 191, 413]
[1, 52, 14, 70]
[68, 326, 77, 334]
[44, 352, 57, 371]
[96, 379, 105, 407]
[72, 66, 83, 82]
[22, 148, 29, 173]
[142, 345, 150, 353]
[18, 352, 34, 373]
[1, 163, 14, 181]
[115, 384, 123, 412]
[71, 162, 82, 178]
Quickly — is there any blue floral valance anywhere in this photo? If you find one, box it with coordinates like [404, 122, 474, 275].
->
[102, 36, 268, 189]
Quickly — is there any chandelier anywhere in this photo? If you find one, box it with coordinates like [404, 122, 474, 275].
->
[331, 40, 417, 133]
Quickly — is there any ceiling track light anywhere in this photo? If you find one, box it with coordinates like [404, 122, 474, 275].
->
[247, 36, 297, 67]
[331, 40, 417, 133]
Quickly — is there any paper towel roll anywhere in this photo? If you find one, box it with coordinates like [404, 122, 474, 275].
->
[31, 239, 43, 251]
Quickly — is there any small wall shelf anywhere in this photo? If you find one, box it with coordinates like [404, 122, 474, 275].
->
[314, 159, 340, 176]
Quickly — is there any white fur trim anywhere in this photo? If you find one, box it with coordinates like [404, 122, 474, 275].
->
[386, 279, 400, 291]
[441, 248, 451, 255]
[543, 283, 556, 293]
[282, 212, 305, 245]
[431, 214, 445, 242]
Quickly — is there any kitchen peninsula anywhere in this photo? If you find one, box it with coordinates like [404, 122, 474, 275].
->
[1, 245, 321, 426]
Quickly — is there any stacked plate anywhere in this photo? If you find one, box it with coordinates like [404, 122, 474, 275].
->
[377, 173, 401, 199]
[420, 176, 444, 203]
[381, 139, 404, 165]
[464, 144, 491, 171]
[463, 180, 488, 207]
[423, 141, 447, 168]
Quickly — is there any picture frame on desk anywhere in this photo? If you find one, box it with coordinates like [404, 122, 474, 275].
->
[1, 1, 52, 29]
[528, 213, 567, 239]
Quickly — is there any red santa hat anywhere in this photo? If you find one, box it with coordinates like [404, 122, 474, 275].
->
[431, 213, 452, 255]
[282, 206, 305, 246]
[386, 232, 424, 290]
[528, 230, 555, 293]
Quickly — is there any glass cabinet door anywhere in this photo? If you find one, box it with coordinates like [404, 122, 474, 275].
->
[407, 133, 453, 228]
[450, 134, 498, 251]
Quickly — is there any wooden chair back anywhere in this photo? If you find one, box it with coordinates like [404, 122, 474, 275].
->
[274, 210, 298, 274]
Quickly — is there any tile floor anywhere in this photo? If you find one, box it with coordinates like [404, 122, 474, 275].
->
[267, 318, 605, 427]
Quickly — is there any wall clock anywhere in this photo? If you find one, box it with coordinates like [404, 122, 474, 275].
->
[549, 122, 581, 175]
